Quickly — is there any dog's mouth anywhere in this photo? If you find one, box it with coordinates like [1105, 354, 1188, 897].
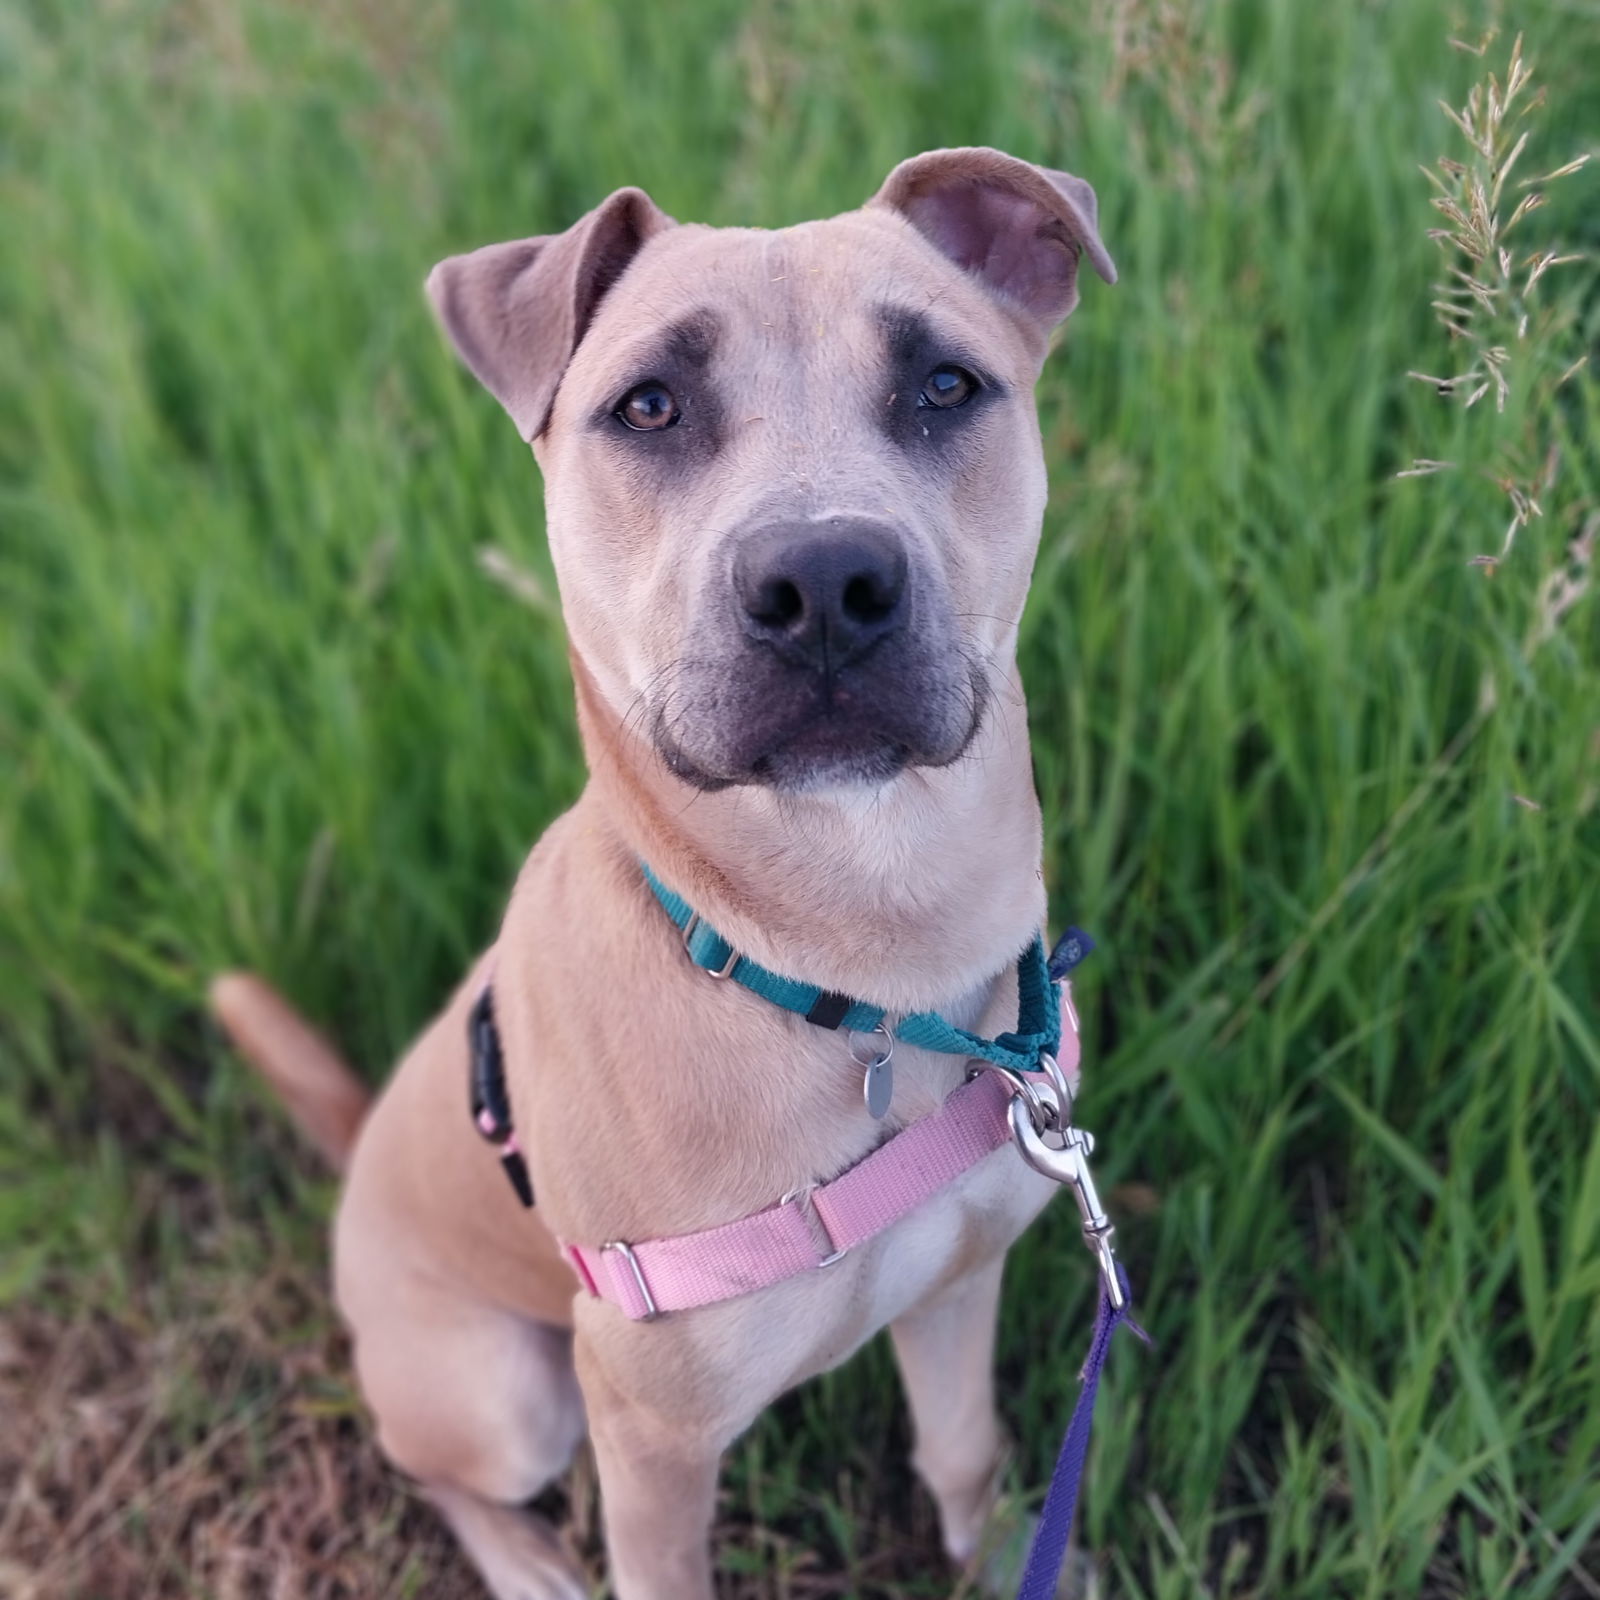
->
[651, 659, 988, 793]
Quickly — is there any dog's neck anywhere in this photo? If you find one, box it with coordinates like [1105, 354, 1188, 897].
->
[570, 652, 1046, 1015]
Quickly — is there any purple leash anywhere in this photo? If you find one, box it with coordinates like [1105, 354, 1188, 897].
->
[1015, 1264, 1147, 1600]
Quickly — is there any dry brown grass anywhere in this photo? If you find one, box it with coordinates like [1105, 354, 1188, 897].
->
[0, 1178, 949, 1600]
[0, 1274, 488, 1599]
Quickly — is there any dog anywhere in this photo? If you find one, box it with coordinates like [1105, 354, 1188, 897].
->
[212, 146, 1115, 1600]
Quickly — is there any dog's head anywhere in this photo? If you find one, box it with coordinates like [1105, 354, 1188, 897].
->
[428, 149, 1113, 793]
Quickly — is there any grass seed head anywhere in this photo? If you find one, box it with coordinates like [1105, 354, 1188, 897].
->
[1405, 30, 1593, 585]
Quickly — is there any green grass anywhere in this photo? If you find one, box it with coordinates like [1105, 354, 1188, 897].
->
[2, 1, 1598, 1595]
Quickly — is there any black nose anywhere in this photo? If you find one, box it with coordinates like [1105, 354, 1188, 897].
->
[734, 522, 908, 670]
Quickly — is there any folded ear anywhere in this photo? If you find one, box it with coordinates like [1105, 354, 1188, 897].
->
[870, 147, 1115, 336]
[426, 187, 674, 441]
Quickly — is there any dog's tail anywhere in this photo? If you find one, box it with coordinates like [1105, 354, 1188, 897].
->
[209, 972, 371, 1172]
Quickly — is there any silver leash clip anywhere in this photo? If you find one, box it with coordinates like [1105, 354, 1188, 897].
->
[1006, 1052, 1125, 1312]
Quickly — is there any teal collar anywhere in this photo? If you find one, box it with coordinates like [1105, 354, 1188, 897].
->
[641, 863, 1062, 1078]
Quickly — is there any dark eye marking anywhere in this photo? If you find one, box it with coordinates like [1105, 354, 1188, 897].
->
[615, 381, 679, 430]
[875, 304, 1003, 453]
[588, 310, 723, 461]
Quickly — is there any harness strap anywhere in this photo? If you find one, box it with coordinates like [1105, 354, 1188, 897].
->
[645, 865, 887, 1032]
[642, 863, 1062, 1075]
[563, 1069, 1016, 1320]
[468, 987, 535, 1208]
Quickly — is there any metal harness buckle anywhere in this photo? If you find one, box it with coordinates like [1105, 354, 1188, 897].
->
[965, 1049, 1072, 1137]
[781, 1184, 849, 1268]
[679, 912, 739, 979]
[600, 1240, 660, 1320]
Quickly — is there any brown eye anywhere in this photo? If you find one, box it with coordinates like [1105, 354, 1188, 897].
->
[616, 382, 679, 431]
[920, 364, 977, 409]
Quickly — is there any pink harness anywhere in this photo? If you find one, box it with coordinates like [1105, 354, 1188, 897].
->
[562, 1020, 1082, 1321]
[469, 893, 1138, 1599]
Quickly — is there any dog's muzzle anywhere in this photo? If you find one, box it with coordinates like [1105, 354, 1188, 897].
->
[653, 518, 984, 791]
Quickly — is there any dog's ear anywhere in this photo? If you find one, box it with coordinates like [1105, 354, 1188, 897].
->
[426, 188, 674, 441]
[870, 148, 1114, 335]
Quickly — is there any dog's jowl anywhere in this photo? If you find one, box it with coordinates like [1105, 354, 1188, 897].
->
[213, 147, 1115, 1600]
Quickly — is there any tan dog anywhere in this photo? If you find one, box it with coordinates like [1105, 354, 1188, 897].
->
[213, 147, 1114, 1600]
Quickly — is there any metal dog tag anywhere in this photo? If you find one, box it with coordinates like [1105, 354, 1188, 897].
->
[862, 1054, 894, 1119]
[850, 1024, 896, 1120]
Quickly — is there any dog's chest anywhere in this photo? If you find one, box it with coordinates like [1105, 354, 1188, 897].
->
[817, 1125, 1056, 1357]
[656, 1092, 1060, 1407]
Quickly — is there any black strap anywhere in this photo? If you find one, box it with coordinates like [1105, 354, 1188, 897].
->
[469, 987, 535, 1208]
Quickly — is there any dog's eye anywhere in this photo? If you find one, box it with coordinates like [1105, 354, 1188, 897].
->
[919, 365, 978, 409]
[616, 382, 680, 431]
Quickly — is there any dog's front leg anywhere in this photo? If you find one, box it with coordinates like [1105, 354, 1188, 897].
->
[891, 1254, 1009, 1566]
[576, 1327, 724, 1600]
